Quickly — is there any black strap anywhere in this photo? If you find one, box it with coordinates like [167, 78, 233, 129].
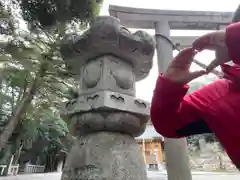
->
[176, 119, 212, 137]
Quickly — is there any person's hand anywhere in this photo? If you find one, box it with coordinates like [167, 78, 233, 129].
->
[192, 30, 230, 73]
[164, 47, 206, 84]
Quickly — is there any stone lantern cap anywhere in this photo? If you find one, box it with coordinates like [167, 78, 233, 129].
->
[60, 16, 156, 81]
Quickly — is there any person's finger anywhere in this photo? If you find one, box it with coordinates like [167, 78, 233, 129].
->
[185, 70, 206, 83]
[172, 47, 196, 67]
[175, 47, 194, 60]
[192, 32, 216, 51]
[192, 31, 225, 51]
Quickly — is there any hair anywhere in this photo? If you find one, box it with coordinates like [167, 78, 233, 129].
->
[232, 5, 240, 23]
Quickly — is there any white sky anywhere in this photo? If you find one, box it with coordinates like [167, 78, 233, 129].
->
[99, 0, 239, 102]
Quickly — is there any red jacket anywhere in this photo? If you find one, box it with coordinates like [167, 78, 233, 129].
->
[151, 22, 240, 168]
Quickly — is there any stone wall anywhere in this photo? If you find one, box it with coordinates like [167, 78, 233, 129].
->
[188, 142, 238, 172]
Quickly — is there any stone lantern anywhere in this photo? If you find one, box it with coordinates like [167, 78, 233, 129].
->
[60, 16, 155, 180]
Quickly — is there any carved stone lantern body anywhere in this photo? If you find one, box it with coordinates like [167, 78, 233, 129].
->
[60, 16, 155, 180]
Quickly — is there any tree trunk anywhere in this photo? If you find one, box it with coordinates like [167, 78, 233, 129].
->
[0, 79, 3, 119]
[0, 61, 47, 152]
[0, 77, 40, 152]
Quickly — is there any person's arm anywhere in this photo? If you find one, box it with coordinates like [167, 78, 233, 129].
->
[151, 75, 217, 138]
[150, 48, 212, 138]
[226, 22, 240, 64]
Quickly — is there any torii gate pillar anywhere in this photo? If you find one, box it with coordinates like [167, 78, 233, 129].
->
[155, 21, 192, 180]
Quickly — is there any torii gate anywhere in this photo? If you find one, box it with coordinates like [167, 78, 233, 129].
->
[109, 5, 233, 180]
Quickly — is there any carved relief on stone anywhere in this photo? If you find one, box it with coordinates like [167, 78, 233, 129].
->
[61, 91, 150, 119]
[69, 112, 147, 137]
[111, 68, 134, 89]
[110, 59, 134, 90]
[82, 60, 102, 88]
[60, 16, 155, 81]
[109, 94, 125, 103]
[80, 56, 135, 96]
[134, 99, 147, 108]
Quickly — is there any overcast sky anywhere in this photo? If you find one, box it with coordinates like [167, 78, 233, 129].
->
[99, 0, 239, 102]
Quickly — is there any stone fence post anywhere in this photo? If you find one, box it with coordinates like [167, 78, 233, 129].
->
[60, 16, 155, 180]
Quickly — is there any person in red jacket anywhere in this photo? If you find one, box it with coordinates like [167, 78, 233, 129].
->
[150, 22, 240, 169]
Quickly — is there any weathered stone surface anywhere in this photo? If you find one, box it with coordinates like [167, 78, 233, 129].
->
[61, 132, 147, 180]
[60, 16, 153, 180]
[62, 90, 150, 118]
[68, 112, 147, 137]
[60, 16, 155, 81]
[80, 55, 136, 96]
